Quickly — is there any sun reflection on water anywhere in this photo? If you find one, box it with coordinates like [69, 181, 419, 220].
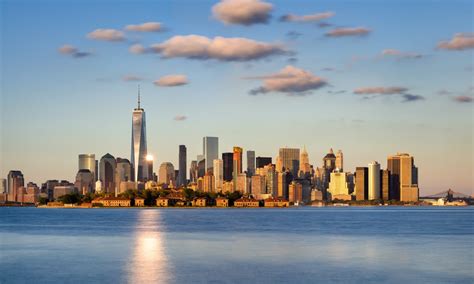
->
[127, 210, 170, 283]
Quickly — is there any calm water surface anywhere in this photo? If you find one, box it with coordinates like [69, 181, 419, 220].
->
[0, 207, 473, 283]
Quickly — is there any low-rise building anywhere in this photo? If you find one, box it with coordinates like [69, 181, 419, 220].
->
[234, 197, 259, 207]
[92, 197, 131, 207]
[192, 197, 207, 207]
[156, 197, 169, 207]
[216, 197, 229, 207]
[264, 197, 289, 207]
[134, 197, 145, 207]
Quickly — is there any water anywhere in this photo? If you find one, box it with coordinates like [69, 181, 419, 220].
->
[0, 207, 473, 283]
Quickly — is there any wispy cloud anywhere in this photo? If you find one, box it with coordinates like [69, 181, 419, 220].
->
[354, 86, 424, 102]
[212, 0, 273, 26]
[125, 22, 163, 32]
[58, 44, 91, 58]
[150, 35, 286, 61]
[122, 75, 143, 82]
[154, 74, 189, 87]
[280, 12, 335, 22]
[326, 27, 371, 37]
[129, 44, 148, 54]
[87, 29, 125, 42]
[437, 33, 474, 50]
[247, 65, 327, 96]
[453, 96, 473, 103]
[380, 49, 423, 59]
[401, 94, 424, 102]
[174, 115, 188, 121]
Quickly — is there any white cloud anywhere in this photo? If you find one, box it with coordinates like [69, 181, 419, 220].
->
[280, 12, 335, 22]
[212, 0, 273, 25]
[150, 35, 286, 61]
[248, 65, 327, 95]
[354, 87, 408, 94]
[326, 27, 371, 37]
[129, 44, 147, 54]
[154, 75, 189, 87]
[437, 33, 474, 50]
[125, 22, 163, 32]
[87, 29, 125, 41]
[58, 44, 91, 58]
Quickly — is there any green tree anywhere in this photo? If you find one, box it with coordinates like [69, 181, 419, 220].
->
[57, 193, 81, 204]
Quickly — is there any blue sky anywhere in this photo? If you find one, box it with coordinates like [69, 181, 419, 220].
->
[1, 0, 473, 195]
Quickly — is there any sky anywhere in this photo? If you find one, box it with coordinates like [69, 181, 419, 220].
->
[1, 0, 473, 195]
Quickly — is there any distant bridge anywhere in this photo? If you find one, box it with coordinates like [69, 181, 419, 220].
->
[421, 190, 471, 199]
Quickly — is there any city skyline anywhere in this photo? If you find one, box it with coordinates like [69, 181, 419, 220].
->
[1, 0, 473, 195]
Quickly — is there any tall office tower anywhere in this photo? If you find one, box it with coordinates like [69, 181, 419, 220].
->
[100, 153, 116, 194]
[95, 160, 99, 181]
[203, 172, 215, 193]
[275, 156, 283, 172]
[146, 155, 154, 181]
[115, 158, 132, 194]
[203, 137, 218, 173]
[178, 145, 187, 186]
[336, 150, 343, 171]
[0, 179, 6, 194]
[236, 173, 249, 193]
[78, 154, 96, 181]
[288, 181, 303, 203]
[75, 169, 94, 195]
[381, 169, 391, 201]
[233, 147, 243, 191]
[346, 172, 355, 194]
[299, 146, 311, 176]
[158, 162, 175, 186]
[355, 167, 369, 201]
[323, 148, 336, 171]
[278, 147, 300, 177]
[251, 175, 266, 199]
[277, 172, 288, 199]
[388, 153, 419, 201]
[222, 153, 233, 182]
[213, 159, 223, 191]
[197, 155, 205, 178]
[189, 160, 198, 183]
[131, 88, 148, 182]
[265, 164, 278, 197]
[246, 150, 256, 176]
[368, 161, 381, 200]
[328, 170, 350, 200]
[7, 170, 24, 199]
[256, 157, 272, 168]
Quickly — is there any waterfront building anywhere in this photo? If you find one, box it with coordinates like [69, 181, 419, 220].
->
[216, 197, 229, 207]
[222, 153, 233, 182]
[192, 197, 207, 207]
[234, 197, 259, 207]
[247, 150, 255, 176]
[368, 161, 381, 200]
[401, 185, 419, 202]
[131, 89, 148, 182]
[355, 167, 369, 201]
[299, 146, 311, 176]
[75, 169, 94, 195]
[100, 153, 116, 194]
[78, 154, 96, 181]
[189, 160, 198, 183]
[264, 197, 289, 207]
[256, 156, 272, 169]
[7, 171, 24, 200]
[93, 197, 131, 207]
[388, 153, 419, 201]
[222, 181, 234, 193]
[336, 150, 343, 171]
[328, 170, 350, 200]
[279, 147, 300, 177]
[213, 159, 224, 191]
[203, 137, 219, 173]
[288, 181, 303, 203]
[311, 190, 323, 201]
[381, 169, 391, 201]
[178, 145, 187, 186]
[158, 162, 175, 186]
[134, 197, 145, 207]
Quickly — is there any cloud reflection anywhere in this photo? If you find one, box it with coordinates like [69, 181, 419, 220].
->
[128, 210, 170, 283]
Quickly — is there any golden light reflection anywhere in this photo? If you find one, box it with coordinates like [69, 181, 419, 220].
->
[128, 209, 170, 283]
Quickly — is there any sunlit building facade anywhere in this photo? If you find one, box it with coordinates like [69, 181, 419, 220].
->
[131, 91, 148, 182]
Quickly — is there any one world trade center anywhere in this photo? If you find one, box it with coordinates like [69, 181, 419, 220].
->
[131, 87, 148, 182]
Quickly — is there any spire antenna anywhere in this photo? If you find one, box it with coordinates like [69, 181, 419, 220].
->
[137, 84, 141, 109]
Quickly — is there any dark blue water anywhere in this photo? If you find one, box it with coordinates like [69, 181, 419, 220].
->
[1, 207, 473, 283]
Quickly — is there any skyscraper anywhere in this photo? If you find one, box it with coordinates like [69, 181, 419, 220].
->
[158, 162, 175, 186]
[387, 154, 401, 200]
[323, 148, 336, 171]
[203, 137, 218, 173]
[78, 154, 96, 181]
[146, 155, 154, 181]
[115, 158, 132, 194]
[213, 159, 223, 191]
[299, 146, 311, 176]
[189, 160, 198, 183]
[279, 147, 300, 177]
[100, 153, 116, 194]
[388, 153, 419, 201]
[336, 150, 343, 171]
[233, 147, 243, 191]
[256, 157, 272, 168]
[7, 170, 24, 196]
[222, 153, 233, 182]
[178, 145, 187, 186]
[75, 169, 94, 195]
[328, 170, 350, 200]
[131, 88, 148, 182]
[355, 167, 368, 201]
[381, 169, 391, 201]
[368, 161, 381, 200]
[246, 150, 255, 176]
